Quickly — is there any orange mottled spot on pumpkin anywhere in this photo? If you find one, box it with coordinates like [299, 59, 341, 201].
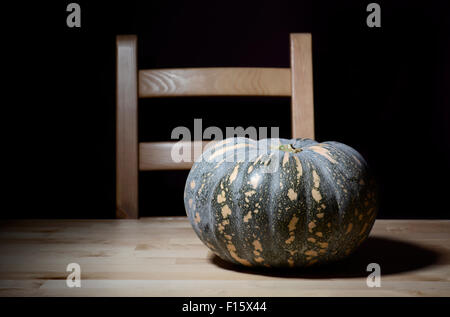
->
[244, 190, 256, 197]
[285, 235, 295, 244]
[190, 180, 196, 189]
[306, 259, 318, 266]
[194, 212, 201, 224]
[287, 258, 295, 267]
[288, 215, 299, 232]
[209, 143, 254, 161]
[293, 156, 303, 180]
[282, 152, 290, 167]
[312, 188, 322, 202]
[253, 240, 263, 252]
[304, 250, 318, 257]
[308, 221, 316, 232]
[359, 223, 369, 235]
[312, 170, 320, 188]
[288, 188, 297, 201]
[221, 205, 232, 218]
[229, 165, 240, 184]
[217, 190, 226, 203]
[346, 223, 353, 234]
[210, 138, 234, 151]
[243, 211, 252, 223]
[285, 216, 297, 244]
[198, 183, 205, 194]
[226, 242, 251, 266]
[309, 145, 337, 164]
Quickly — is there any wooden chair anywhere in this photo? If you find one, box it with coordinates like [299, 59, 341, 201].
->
[116, 33, 314, 219]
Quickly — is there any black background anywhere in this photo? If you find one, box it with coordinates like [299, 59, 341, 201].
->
[4, 0, 449, 219]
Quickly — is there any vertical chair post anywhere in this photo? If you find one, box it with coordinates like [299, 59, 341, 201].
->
[290, 33, 315, 139]
[116, 35, 139, 218]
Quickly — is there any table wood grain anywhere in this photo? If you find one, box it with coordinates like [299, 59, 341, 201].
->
[0, 218, 448, 296]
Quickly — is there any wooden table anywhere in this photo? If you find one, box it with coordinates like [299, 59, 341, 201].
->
[0, 218, 448, 296]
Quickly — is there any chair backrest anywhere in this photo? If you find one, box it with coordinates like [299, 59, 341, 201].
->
[116, 33, 314, 218]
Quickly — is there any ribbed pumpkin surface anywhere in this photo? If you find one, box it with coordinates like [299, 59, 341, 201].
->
[184, 137, 377, 267]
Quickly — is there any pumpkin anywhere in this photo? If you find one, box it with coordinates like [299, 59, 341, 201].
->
[184, 137, 377, 267]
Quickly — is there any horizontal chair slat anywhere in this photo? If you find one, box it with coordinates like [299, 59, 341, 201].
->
[138, 67, 291, 97]
[139, 141, 216, 171]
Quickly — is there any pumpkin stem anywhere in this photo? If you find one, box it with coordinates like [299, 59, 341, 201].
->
[279, 144, 302, 153]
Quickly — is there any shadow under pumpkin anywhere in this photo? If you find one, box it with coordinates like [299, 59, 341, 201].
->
[209, 236, 442, 278]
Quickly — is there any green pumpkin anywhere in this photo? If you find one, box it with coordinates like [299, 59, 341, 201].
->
[184, 137, 377, 268]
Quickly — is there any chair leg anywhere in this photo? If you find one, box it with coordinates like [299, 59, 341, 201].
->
[290, 33, 315, 140]
[116, 35, 139, 219]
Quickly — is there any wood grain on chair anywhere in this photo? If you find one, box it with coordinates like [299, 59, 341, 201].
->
[116, 33, 314, 218]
